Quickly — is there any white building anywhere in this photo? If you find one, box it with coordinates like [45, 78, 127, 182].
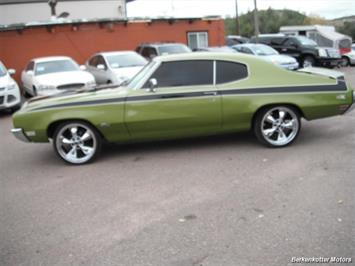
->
[0, 0, 128, 25]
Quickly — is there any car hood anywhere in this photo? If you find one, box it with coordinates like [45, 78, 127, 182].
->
[112, 66, 144, 79]
[0, 74, 14, 87]
[262, 54, 297, 64]
[21, 86, 127, 112]
[35, 71, 94, 86]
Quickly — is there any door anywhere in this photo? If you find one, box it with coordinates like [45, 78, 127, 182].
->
[282, 38, 300, 59]
[87, 55, 109, 84]
[125, 60, 222, 140]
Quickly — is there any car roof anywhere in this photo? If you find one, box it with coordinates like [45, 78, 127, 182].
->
[96, 51, 137, 56]
[32, 56, 73, 63]
[155, 51, 263, 64]
[139, 43, 186, 47]
[199, 46, 236, 53]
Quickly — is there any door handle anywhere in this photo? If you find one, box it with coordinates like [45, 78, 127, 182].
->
[203, 91, 218, 96]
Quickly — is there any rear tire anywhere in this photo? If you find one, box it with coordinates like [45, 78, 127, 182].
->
[52, 121, 102, 165]
[341, 56, 350, 67]
[254, 106, 301, 147]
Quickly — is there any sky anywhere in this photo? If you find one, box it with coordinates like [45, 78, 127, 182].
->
[127, 0, 355, 20]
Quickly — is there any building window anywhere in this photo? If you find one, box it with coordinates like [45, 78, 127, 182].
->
[187, 32, 208, 50]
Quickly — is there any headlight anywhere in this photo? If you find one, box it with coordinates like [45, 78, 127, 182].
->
[7, 83, 16, 90]
[38, 84, 56, 91]
[318, 48, 328, 57]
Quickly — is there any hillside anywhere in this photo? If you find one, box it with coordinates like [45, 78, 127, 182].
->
[225, 9, 355, 39]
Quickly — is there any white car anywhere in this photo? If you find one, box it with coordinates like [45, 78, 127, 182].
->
[0, 61, 21, 112]
[86, 51, 147, 85]
[342, 44, 355, 66]
[21, 56, 96, 97]
[232, 44, 299, 70]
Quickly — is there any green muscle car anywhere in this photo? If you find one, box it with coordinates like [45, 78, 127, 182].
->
[12, 53, 354, 164]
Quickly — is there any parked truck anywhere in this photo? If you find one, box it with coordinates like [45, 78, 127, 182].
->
[280, 25, 352, 55]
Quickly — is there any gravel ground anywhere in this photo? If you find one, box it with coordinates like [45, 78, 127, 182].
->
[0, 67, 354, 266]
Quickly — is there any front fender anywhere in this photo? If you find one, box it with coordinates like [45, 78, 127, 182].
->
[13, 102, 130, 143]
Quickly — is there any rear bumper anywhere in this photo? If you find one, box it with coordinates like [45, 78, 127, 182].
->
[343, 91, 355, 114]
[11, 128, 30, 143]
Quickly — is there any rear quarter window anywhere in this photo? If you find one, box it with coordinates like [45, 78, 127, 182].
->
[216, 61, 248, 84]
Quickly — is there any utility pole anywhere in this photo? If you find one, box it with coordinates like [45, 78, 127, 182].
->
[48, 0, 58, 17]
[253, 0, 259, 41]
[235, 0, 240, 35]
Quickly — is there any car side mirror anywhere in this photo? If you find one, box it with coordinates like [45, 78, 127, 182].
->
[8, 69, 16, 75]
[80, 65, 86, 70]
[147, 78, 157, 92]
[27, 70, 34, 76]
[97, 64, 105, 70]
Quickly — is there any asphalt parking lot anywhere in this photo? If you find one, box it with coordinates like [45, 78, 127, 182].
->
[1, 67, 354, 266]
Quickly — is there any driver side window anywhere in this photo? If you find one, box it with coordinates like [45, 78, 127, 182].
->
[26, 61, 35, 71]
[89, 56, 99, 67]
[144, 60, 213, 88]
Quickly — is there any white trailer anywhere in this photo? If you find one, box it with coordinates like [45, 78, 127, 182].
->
[280, 25, 352, 55]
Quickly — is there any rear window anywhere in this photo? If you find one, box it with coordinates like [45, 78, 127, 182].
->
[158, 45, 192, 55]
[216, 61, 248, 84]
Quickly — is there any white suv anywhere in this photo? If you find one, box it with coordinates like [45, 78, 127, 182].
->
[0, 61, 21, 112]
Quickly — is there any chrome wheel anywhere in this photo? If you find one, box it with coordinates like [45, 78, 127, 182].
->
[55, 123, 98, 164]
[260, 107, 300, 146]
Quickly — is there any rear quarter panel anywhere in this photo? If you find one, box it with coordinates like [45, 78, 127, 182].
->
[219, 60, 352, 131]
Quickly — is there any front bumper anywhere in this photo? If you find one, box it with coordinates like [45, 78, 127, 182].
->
[0, 91, 21, 110]
[11, 128, 30, 143]
[280, 62, 299, 70]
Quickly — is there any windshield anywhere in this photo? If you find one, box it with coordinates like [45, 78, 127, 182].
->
[252, 45, 278, 56]
[158, 45, 192, 55]
[35, 59, 79, 76]
[0, 62, 7, 77]
[294, 36, 317, 46]
[106, 53, 147, 69]
[126, 61, 158, 89]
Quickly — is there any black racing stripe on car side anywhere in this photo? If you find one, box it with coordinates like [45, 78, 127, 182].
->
[221, 81, 346, 95]
[31, 81, 347, 111]
[126, 91, 207, 101]
[32, 98, 125, 110]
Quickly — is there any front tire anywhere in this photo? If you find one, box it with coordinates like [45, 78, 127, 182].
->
[53, 121, 102, 165]
[301, 56, 315, 68]
[254, 106, 301, 147]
